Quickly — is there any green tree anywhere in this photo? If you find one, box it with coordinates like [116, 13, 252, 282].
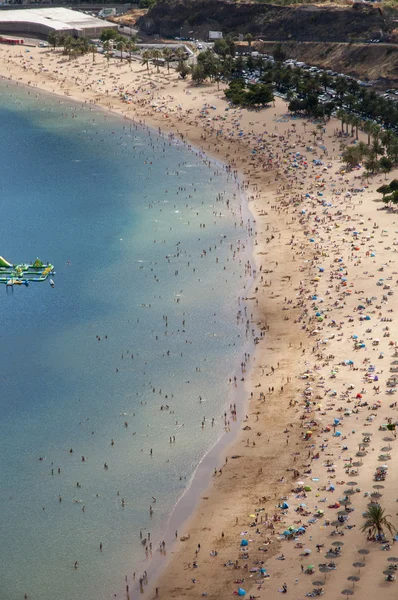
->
[89, 44, 96, 63]
[377, 183, 391, 199]
[245, 33, 253, 48]
[364, 153, 380, 174]
[116, 38, 126, 61]
[273, 43, 286, 64]
[125, 40, 136, 68]
[379, 156, 393, 179]
[191, 63, 206, 84]
[174, 47, 187, 66]
[141, 49, 152, 71]
[311, 129, 318, 144]
[336, 109, 347, 134]
[213, 39, 229, 59]
[162, 47, 173, 72]
[103, 40, 111, 66]
[100, 28, 119, 43]
[151, 48, 162, 73]
[47, 31, 58, 50]
[361, 505, 396, 539]
[342, 145, 361, 169]
[177, 62, 190, 79]
[363, 120, 374, 146]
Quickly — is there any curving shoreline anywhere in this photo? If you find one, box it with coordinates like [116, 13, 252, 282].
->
[2, 44, 398, 600]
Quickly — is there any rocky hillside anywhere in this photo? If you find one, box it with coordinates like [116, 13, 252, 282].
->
[138, 0, 388, 43]
[256, 40, 398, 86]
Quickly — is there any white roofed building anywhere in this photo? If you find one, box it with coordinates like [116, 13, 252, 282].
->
[0, 7, 118, 39]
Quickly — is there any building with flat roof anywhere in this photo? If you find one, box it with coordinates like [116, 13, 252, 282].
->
[0, 7, 118, 39]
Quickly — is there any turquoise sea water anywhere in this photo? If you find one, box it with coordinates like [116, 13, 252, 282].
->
[0, 81, 249, 600]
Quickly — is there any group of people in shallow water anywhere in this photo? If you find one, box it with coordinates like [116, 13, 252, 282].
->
[14, 108, 257, 599]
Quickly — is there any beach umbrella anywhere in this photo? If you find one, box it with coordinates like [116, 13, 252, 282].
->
[332, 541, 344, 546]
[373, 484, 384, 490]
[304, 549, 312, 555]
[312, 580, 324, 587]
[341, 589, 354, 597]
[353, 562, 365, 569]
[358, 549, 369, 556]
[347, 576, 360, 582]
[238, 588, 246, 596]
[387, 557, 398, 562]
[319, 566, 331, 574]
[347, 482, 358, 487]
[240, 539, 248, 547]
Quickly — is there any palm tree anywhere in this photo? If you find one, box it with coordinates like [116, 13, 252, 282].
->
[162, 47, 173, 73]
[363, 120, 374, 146]
[63, 35, 75, 60]
[311, 129, 318, 144]
[151, 49, 162, 73]
[364, 152, 380, 174]
[116, 38, 125, 61]
[356, 141, 369, 161]
[361, 505, 396, 539]
[89, 44, 96, 63]
[372, 123, 381, 144]
[342, 145, 361, 169]
[371, 139, 384, 160]
[316, 123, 324, 139]
[336, 109, 346, 134]
[387, 138, 398, 165]
[174, 47, 187, 67]
[125, 40, 136, 69]
[351, 116, 360, 140]
[103, 40, 111, 67]
[141, 49, 152, 72]
[344, 113, 352, 135]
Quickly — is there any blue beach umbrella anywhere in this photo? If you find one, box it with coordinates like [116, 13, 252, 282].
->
[238, 588, 246, 596]
[240, 539, 248, 547]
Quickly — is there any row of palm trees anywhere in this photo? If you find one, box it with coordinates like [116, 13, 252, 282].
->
[47, 31, 137, 65]
[340, 116, 398, 175]
[141, 46, 190, 75]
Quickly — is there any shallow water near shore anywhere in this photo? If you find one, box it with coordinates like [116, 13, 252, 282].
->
[0, 80, 250, 600]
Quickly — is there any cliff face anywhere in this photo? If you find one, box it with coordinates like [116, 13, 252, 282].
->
[138, 0, 386, 43]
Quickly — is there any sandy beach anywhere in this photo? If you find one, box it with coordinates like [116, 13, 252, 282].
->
[2, 44, 398, 600]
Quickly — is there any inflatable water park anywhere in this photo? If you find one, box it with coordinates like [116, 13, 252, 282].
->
[0, 256, 55, 287]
